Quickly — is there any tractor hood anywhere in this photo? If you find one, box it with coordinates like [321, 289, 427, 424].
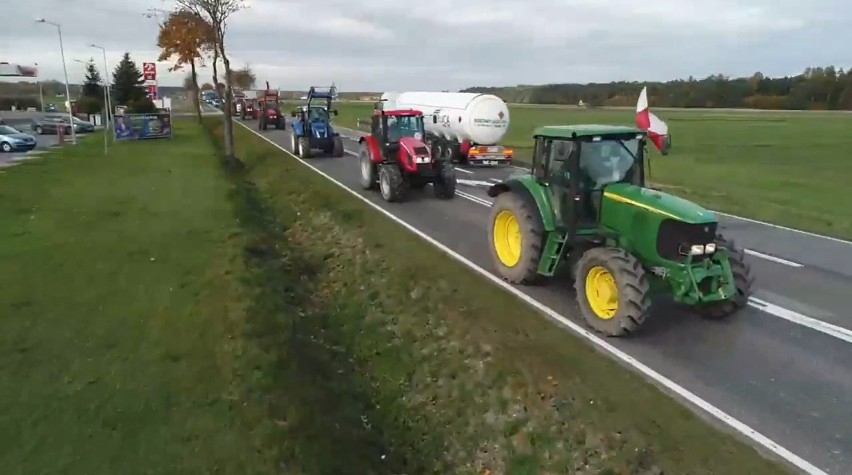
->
[310, 122, 331, 138]
[602, 183, 716, 224]
[398, 136, 430, 159]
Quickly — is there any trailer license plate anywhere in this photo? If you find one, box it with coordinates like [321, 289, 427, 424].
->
[483, 160, 498, 165]
[487, 147, 500, 152]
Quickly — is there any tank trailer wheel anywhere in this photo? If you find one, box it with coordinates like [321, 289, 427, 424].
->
[333, 136, 345, 157]
[432, 161, 456, 199]
[359, 147, 378, 190]
[693, 234, 754, 320]
[488, 191, 542, 284]
[574, 247, 651, 337]
[298, 137, 312, 159]
[378, 164, 407, 202]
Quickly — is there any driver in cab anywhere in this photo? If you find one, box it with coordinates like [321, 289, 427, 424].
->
[580, 142, 633, 190]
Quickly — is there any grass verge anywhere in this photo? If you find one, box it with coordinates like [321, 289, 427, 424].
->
[213, 117, 791, 474]
[0, 121, 282, 474]
[326, 100, 852, 240]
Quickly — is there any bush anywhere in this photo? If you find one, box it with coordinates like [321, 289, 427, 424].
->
[76, 96, 104, 115]
[127, 97, 157, 114]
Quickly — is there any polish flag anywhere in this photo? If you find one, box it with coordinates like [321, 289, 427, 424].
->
[635, 87, 671, 155]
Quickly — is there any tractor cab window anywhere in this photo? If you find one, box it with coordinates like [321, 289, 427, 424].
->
[308, 107, 328, 122]
[386, 115, 424, 142]
[548, 139, 574, 183]
[579, 139, 640, 189]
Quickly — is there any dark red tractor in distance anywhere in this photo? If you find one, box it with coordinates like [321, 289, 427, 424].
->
[241, 98, 257, 120]
[256, 82, 285, 130]
[358, 101, 456, 202]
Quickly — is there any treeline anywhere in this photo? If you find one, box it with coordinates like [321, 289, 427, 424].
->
[462, 66, 852, 110]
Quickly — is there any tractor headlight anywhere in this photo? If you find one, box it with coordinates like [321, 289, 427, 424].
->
[705, 243, 716, 254]
[689, 244, 705, 255]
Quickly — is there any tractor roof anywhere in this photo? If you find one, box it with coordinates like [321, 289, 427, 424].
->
[374, 109, 423, 117]
[533, 124, 645, 139]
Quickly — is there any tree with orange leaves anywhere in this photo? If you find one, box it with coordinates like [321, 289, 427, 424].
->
[157, 9, 215, 122]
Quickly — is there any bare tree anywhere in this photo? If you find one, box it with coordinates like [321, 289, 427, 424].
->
[174, 0, 247, 164]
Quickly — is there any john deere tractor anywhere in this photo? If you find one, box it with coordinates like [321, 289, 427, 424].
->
[289, 86, 344, 159]
[487, 124, 754, 337]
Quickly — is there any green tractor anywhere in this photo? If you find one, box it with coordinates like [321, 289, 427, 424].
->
[486, 124, 754, 337]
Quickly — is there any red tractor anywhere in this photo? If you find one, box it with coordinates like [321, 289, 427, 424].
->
[256, 83, 285, 130]
[241, 98, 257, 120]
[358, 102, 456, 202]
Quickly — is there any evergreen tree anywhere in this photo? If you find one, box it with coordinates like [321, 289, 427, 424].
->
[81, 59, 103, 100]
[111, 52, 146, 106]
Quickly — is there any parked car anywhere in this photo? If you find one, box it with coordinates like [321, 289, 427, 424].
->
[29, 114, 94, 135]
[0, 124, 37, 153]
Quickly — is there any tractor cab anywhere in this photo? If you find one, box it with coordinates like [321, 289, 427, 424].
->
[370, 106, 426, 158]
[523, 125, 647, 235]
[288, 85, 344, 158]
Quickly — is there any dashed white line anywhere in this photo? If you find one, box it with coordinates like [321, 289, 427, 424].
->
[744, 249, 803, 268]
[456, 190, 492, 207]
[454, 167, 473, 174]
[749, 297, 852, 344]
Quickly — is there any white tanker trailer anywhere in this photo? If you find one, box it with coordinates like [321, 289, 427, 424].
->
[380, 91, 513, 165]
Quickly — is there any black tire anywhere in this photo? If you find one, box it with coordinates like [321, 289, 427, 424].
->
[692, 234, 754, 320]
[574, 247, 651, 337]
[36, 126, 44, 135]
[298, 137, 312, 159]
[432, 161, 456, 199]
[378, 164, 406, 202]
[359, 146, 377, 190]
[290, 134, 298, 154]
[332, 136, 344, 157]
[487, 191, 543, 284]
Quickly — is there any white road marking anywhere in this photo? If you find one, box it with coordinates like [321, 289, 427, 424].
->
[454, 167, 473, 174]
[716, 211, 852, 246]
[749, 297, 852, 345]
[237, 120, 827, 475]
[457, 179, 494, 187]
[456, 190, 492, 207]
[744, 249, 804, 268]
[488, 178, 503, 183]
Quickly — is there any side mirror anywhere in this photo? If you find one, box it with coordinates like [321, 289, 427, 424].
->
[333, 109, 338, 116]
[660, 135, 672, 156]
[432, 115, 437, 124]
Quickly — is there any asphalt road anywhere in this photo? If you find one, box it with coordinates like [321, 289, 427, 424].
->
[227, 116, 851, 475]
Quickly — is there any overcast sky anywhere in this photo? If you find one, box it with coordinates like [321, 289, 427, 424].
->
[1, 0, 849, 92]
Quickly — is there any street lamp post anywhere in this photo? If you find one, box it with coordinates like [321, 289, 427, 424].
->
[90, 44, 114, 143]
[35, 17, 76, 145]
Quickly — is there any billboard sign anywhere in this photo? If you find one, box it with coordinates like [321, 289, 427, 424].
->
[143, 62, 157, 81]
[114, 112, 172, 141]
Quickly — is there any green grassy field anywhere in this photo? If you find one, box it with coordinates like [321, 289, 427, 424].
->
[0, 123, 283, 474]
[319, 100, 852, 240]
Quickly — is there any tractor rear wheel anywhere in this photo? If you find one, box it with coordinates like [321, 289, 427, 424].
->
[488, 191, 543, 284]
[574, 247, 651, 337]
[378, 164, 407, 202]
[298, 137, 312, 159]
[359, 146, 377, 190]
[333, 136, 344, 157]
[432, 161, 456, 199]
[692, 234, 754, 320]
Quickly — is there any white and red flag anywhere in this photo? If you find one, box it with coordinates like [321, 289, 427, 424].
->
[635, 86, 671, 155]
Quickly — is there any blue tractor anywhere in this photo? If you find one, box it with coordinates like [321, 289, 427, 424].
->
[289, 86, 344, 158]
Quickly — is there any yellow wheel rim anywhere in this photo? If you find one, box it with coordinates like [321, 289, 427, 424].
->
[585, 266, 619, 319]
[493, 210, 522, 267]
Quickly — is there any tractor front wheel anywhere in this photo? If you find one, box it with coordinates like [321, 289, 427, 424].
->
[298, 137, 312, 159]
[290, 134, 298, 154]
[488, 191, 543, 284]
[432, 161, 456, 199]
[378, 165, 407, 202]
[692, 234, 754, 320]
[359, 146, 377, 190]
[333, 136, 344, 157]
[574, 247, 651, 337]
